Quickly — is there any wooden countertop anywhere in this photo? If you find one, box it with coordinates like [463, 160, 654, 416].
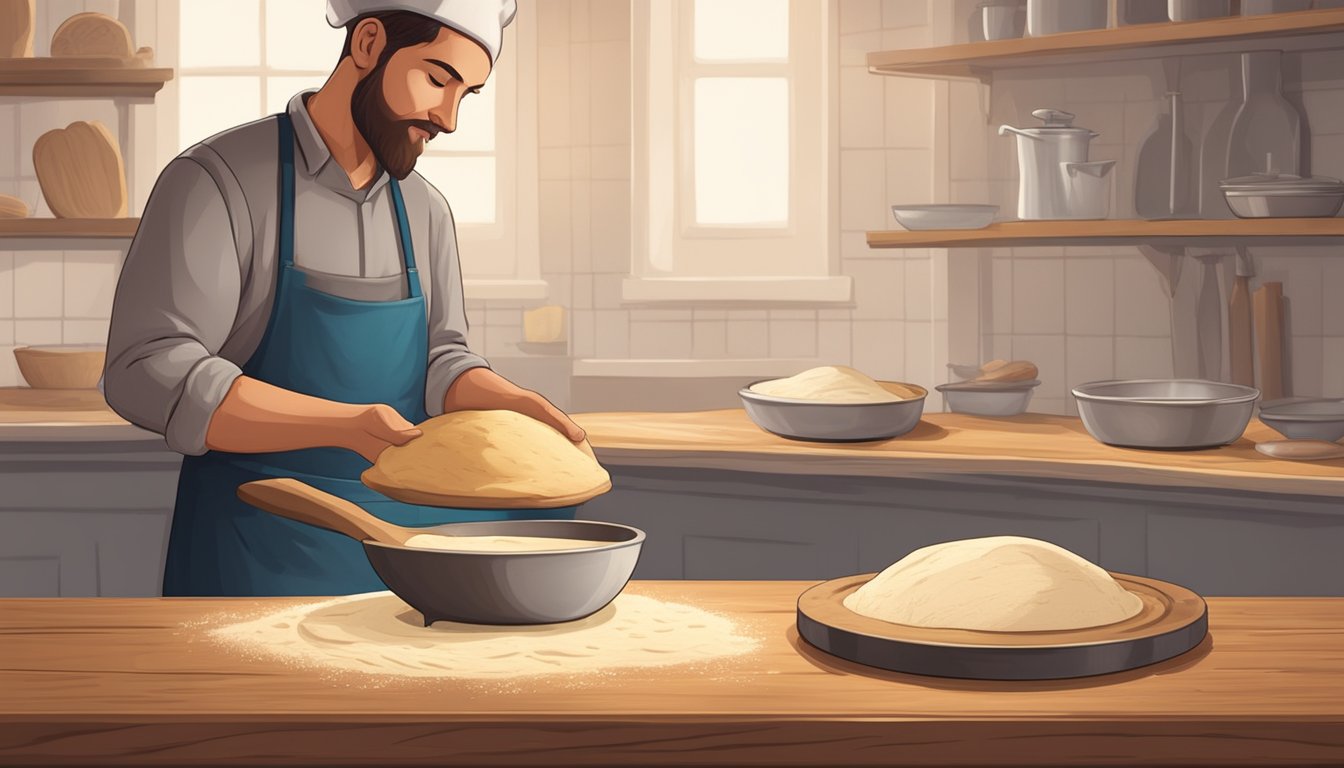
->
[0, 387, 164, 442]
[1, 582, 1340, 766]
[577, 410, 1344, 498]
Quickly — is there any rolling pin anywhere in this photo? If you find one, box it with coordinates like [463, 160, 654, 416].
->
[1253, 281, 1285, 401]
[1229, 248, 1254, 387]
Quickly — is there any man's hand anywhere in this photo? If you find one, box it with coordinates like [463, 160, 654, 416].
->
[444, 367, 586, 443]
[345, 403, 423, 463]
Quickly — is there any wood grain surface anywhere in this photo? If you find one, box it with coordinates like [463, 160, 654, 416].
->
[0, 387, 124, 424]
[0, 583, 1341, 766]
[33, 120, 128, 219]
[576, 410, 1344, 497]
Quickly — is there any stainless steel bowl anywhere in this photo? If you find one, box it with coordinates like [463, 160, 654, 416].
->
[936, 379, 1040, 417]
[739, 381, 927, 442]
[363, 519, 644, 626]
[1072, 379, 1260, 450]
[1258, 399, 1344, 442]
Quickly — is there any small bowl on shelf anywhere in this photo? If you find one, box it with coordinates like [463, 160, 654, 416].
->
[891, 204, 998, 231]
[739, 381, 928, 443]
[1219, 172, 1344, 218]
[14, 345, 106, 389]
[1258, 399, 1344, 442]
[936, 379, 1040, 417]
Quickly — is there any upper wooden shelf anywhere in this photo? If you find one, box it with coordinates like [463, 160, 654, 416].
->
[866, 218, 1344, 249]
[0, 59, 173, 98]
[0, 218, 139, 250]
[868, 8, 1344, 80]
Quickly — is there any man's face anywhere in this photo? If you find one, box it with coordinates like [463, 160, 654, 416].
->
[351, 25, 492, 180]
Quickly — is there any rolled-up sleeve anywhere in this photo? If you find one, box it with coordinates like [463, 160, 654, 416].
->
[104, 157, 245, 455]
[423, 190, 489, 417]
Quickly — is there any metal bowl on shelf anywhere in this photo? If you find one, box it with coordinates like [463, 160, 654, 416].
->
[739, 381, 927, 443]
[890, 204, 998, 231]
[1072, 379, 1260, 450]
[936, 379, 1040, 417]
[1258, 399, 1344, 442]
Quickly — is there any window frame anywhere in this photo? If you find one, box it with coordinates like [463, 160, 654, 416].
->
[628, 0, 848, 304]
[154, 0, 545, 300]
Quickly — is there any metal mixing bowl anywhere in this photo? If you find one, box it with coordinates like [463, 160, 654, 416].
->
[1258, 399, 1344, 442]
[362, 519, 644, 626]
[936, 379, 1040, 417]
[740, 381, 927, 442]
[1072, 379, 1260, 450]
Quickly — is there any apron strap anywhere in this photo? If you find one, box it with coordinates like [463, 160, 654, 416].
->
[277, 112, 297, 270]
[388, 179, 421, 300]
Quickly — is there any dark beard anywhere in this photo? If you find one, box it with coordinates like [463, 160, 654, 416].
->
[350, 63, 440, 181]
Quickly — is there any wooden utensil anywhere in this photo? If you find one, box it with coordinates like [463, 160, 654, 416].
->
[49, 12, 133, 58]
[0, 0, 34, 57]
[975, 360, 1038, 383]
[237, 478, 413, 546]
[0, 193, 29, 219]
[33, 121, 128, 219]
[1255, 440, 1344, 462]
[797, 572, 1207, 680]
[1229, 247, 1255, 387]
[1254, 281, 1285, 401]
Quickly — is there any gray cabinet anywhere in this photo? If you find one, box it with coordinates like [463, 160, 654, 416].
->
[582, 466, 1344, 596]
[0, 438, 180, 597]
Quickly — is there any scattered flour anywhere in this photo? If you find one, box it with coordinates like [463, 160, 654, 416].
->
[402, 533, 609, 552]
[845, 536, 1144, 632]
[211, 592, 759, 679]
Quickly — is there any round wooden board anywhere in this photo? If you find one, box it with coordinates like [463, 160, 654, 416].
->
[361, 473, 612, 510]
[797, 572, 1207, 680]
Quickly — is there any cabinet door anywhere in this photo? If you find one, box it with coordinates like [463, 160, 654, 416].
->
[0, 514, 99, 597]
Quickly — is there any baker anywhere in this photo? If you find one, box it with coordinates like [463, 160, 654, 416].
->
[104, 0, 585, 597]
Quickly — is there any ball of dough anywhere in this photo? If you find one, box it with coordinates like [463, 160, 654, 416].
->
[363, 410, 610, 507]
[749, 365, 921, 404]
[844, 536, 1143, 632]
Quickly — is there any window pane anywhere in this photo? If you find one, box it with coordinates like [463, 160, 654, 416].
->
[443, 87, 496, 152]
[266, 75, 329, 115]
[179, 76, 263, 149]
[693, 78, 789, 225]
[415, 155, 497, 225]
[694, 0, 789, 62]
[180, 0, 261, 68]
[265, 0, 345, 71]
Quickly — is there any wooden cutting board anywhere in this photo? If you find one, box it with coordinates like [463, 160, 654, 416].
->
[33, 121, 127, 219]
[0, 0, 34, 57]
[797, 572, 1208, 680]
[49, 12, 133, 58]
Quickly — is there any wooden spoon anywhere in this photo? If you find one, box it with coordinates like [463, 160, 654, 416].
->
[237, 478, 414, 546]
[1255, 440, 1344, 462]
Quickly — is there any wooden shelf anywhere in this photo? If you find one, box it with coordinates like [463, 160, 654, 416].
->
[868, 8, 1344, 80]
[0, 60, 173, 98]
[0, 218, 138, 250]
[866, 218, 1344, 249]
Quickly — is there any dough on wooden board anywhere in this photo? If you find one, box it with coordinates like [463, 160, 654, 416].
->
[363, 409, 610, 506]
[844, 536, 1144, 632]
[749, 365, 922, 404]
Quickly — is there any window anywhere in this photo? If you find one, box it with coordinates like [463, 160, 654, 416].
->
[162, 0, 543, 298]
[629, 0, 848, 303]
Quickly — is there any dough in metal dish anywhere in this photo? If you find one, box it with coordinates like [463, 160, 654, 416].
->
[363, 410, 611, 508]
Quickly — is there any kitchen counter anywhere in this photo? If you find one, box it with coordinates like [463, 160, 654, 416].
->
[1, 582, 1340, 766]
[577, 410, 1344, 499]
[0, 387, 157, 441]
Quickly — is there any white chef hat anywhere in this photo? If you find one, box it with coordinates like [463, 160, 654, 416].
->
[326, 0, 518, 62]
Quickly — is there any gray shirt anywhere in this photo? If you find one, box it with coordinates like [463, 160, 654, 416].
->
[105, 91, 489, 456]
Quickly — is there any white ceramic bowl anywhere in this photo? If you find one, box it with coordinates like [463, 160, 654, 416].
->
[936, 380, 1040, 417]
[1258, 399, 1344, 442]
[891, 204, 998, 231]
[739, 381, 927, 442]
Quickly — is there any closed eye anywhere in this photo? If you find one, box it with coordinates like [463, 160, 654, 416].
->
[428, 72, 446, 88]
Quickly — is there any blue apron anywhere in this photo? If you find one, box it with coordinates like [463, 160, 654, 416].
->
[162, 113, 574, 597]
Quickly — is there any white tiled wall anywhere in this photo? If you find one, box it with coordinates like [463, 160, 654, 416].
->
[0, 0, 128, 387]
